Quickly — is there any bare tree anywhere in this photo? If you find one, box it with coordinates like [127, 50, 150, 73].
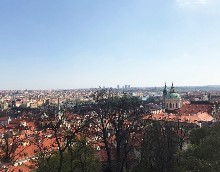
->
[29, 132, 55, 171]
[42, 106, 92, 172]
[0, 130, 29, 171]
[81, 89, 145, 172]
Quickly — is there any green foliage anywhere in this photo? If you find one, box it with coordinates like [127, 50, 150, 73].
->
[36, 140, 101, 172]
[190, 126, 210, 145]
[67, 140, 101, 172]
[132, 121, 178, 172]
[36, 153, 60, 172]
[173, 123, 220, 172]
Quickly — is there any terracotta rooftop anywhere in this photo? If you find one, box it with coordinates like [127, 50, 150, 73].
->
[143, 112, 214, 124]
[178, 104, 213, 115]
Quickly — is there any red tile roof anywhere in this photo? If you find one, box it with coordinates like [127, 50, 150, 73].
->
[143, 112, 214, 124]
[178, 104, 213, 115]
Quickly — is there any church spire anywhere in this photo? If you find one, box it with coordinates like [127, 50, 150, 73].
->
[58, 96, 60, 113]
[56, 95, 63, 120]
[163, 82, 168, 97]
[170, 82, 175, 93]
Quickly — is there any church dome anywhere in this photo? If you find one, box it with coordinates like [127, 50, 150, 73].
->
[163, 83, 182, 111]
[165, 92, 181, 99]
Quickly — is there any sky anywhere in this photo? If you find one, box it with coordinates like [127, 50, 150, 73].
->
[0, 0, 220, 90]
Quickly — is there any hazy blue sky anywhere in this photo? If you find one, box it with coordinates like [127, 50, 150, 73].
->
[0, 0, 220, 89]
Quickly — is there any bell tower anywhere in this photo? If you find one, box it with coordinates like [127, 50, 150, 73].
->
[163, 83, 182, 111]
[163, 82, 168, 110]
[170, 82, 175, 93]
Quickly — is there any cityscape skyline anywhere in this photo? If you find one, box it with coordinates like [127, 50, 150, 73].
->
[1, 0, 220, 89]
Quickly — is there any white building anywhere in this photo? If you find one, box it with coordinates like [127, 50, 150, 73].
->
[163, 83, 182, 111]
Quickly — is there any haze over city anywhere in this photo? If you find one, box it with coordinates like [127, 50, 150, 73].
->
[1, 0, 220, 89]
[2, 1, 220, 172]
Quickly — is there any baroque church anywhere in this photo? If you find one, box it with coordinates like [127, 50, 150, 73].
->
[157, 82, 216, 125]
[163, 83, 182, 111]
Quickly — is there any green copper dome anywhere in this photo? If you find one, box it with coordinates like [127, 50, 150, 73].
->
[165, 92, 181, 99]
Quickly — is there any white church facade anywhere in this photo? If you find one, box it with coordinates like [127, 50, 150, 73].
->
[163, 83, 182, 111]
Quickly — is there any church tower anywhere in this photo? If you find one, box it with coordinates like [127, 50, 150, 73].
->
[58, 96, 61, 113]
[163, 82, 168, 98]
[163, 83, 182, 111]
[162, 82, 168, 110]
[57, 96, 62, 119]
[170, 82, 175, 93]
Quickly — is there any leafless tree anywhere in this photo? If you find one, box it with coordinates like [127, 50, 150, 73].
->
[81, 89, 145, 172]
[42, 107, 92, 172]
[0, 130, 28, 164]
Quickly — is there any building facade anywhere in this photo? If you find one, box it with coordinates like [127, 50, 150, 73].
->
[163, 83, 182, 111]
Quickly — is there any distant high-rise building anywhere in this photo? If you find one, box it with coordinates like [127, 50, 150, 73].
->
[117, 85, 120, 89]
[124, 85, 131, 89]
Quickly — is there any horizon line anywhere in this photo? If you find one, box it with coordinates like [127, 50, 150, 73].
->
[1, 84, 220, 91]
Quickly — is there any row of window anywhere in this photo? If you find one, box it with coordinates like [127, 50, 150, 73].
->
[166, 103, 179, 109]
